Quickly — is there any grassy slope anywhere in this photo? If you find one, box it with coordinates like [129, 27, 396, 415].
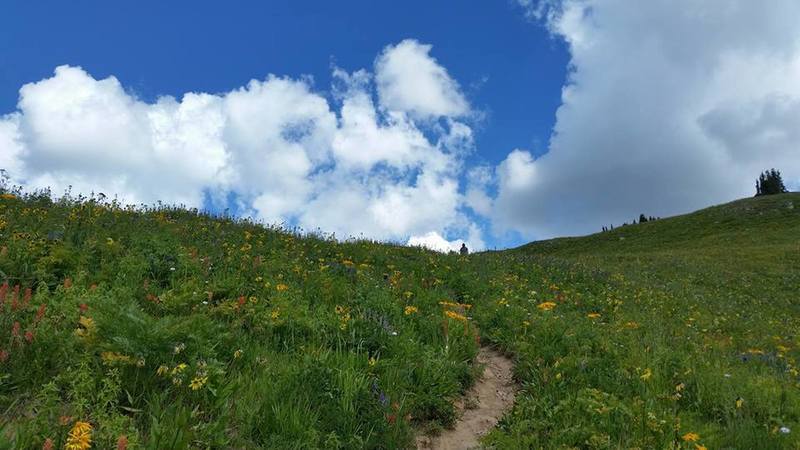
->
[473, 193, 800, 448]
[0, 193, 480, 449]
[1, 191, 798, 449]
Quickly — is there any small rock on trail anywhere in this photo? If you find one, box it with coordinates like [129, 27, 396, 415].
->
[416, 347, 517, 450]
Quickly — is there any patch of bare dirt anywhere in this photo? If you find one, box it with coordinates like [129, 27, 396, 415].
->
[416, 347, 517, 450]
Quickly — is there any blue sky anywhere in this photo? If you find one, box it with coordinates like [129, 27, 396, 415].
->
[0, 1, 568, 164]
[2, 1, 799, 250]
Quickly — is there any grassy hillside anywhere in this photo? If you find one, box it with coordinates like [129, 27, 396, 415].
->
[0, 191, 798, 449]
[472, 193, 800, 449]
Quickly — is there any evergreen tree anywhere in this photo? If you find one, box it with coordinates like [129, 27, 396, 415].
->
[639, 214, 648, 223]
[755, 168, 788, 196]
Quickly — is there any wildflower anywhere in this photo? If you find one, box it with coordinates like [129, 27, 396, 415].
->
[587, 313, 601, 319]
[42, 438, 54, 450]
[174, 343, 185, 354]
[681, 432, 700, 442]
[736, 397, 744, 408]
[35, 304, 46, 322]
[368, 357, 377, 367]
[780, 426, 791, 434]
[404, 306, 418, 315]
[523, 320, 530, 327]
[172, 363, 188, 375]
[156, 365, 169, 376]
[537, 302, 556, 311]
[233, 349, 243, 359]
[439, 301, 472, 309]
[444, 310, 467, 321]
[116, 435, 128, 450]
[640, 368, 653, 381]
[189, 375, 208, 390]
[276, 283, 288, 292]
[65, 421, 92, 450]
[695, 445, 707, 450]
[0, 350, 8, 362]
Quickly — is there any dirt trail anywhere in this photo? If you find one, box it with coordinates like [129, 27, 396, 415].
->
[416, 347, 517, 450]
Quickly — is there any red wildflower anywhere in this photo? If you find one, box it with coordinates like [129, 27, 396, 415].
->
[35, 304, 46, 322]
[238, 295, 246, 307]
[42, 438, 54, 450]
[25, 330, 34, 343]
[79, 303, 89, 313]
[0, 350, 8, 362]
[23, 288, 32, 307]
[116, 435, 128, 450]
[11, 321, 20, 338]
[0, 282, 7, 304]
[63, 278, 72, 289]
[11, 285, 19, 310]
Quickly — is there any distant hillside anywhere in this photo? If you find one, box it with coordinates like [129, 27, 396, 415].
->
[518, 192, 800, 256]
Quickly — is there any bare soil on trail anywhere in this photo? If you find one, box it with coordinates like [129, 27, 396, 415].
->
[415, 347, 517, 450]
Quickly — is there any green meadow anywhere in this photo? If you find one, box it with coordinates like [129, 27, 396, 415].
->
[0, 190, 798, 449]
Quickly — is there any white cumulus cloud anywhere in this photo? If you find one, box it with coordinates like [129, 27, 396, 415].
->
[375, 39, 470, 119]
[497, 0, 800, 239]
[0, 43, 486, 250]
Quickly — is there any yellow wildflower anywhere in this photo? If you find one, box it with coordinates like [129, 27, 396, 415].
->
[695, 445, 707, 450]
[682, 432, 700, 442]
[736, 397, 744, 408]
[444, 310, 467, 321]
[404, 306, 418, 315]
[368, 357, 377, 367]
[640, 368, 652, 381]
[156, 365, 169, 376]
[189, 376, 208, 391]
[65, 421, 92, 450]
[537, 302, 556, 311]
[587, 313, 601, 319]
[233, 349, 243, 359]
[271, 308, 281, 320]
[171, 363, 188, 375]
[276, 283, 289, 292]
[439, 301, 472, 309]
[0, 194, 15, 200]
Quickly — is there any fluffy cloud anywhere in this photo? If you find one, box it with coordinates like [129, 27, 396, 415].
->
[498, 0, 800, 238]
[375, 39, 470, 119]
[407, 222, 484, 253]
[0, 41, 485, 249]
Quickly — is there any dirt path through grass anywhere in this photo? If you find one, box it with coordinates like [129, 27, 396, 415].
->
[416, 347, 517, 449]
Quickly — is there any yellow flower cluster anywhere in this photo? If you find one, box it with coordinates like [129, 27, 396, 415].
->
[65, 421, 92, 450]
[444, 310, 467, 322]
[335, 305, 351, 330]
[537, 302, 556, 311]
[404, 306, 418, 315]
[439, 301, 472, 309]
[190, 375, 208, 390]
[100, 352, 134, 366]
